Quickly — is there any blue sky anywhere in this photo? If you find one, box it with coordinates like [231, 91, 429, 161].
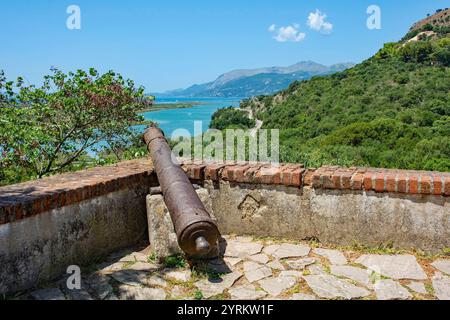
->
[0, 0, 447, 92]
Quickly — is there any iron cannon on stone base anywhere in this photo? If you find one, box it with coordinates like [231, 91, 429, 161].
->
[143, 126, 220, 257]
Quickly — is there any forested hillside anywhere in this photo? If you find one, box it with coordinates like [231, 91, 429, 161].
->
[209, 107, 255, 130]
[240, 11, 450, 172]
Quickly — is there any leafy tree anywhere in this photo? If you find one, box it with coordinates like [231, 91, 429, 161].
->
[433, 48, 450, 66]
[0, 68, 147, 183]
[400, 41, 433, 63]
[209, 107, 255, 130]
[375, 42, 400, 59]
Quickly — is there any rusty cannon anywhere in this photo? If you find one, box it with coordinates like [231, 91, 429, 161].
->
[143, 126, 220, 257]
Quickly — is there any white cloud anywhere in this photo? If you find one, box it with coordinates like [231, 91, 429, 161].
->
[269, 24, 306, 42]
[307, 9, 333, 34]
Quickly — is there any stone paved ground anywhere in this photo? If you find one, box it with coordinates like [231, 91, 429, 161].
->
[18, 236, 450, 300]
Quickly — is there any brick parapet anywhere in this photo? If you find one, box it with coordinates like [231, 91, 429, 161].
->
[1, 159, 448, 225]
[181, 161, 449, 196]
[0, 159, 156, 225]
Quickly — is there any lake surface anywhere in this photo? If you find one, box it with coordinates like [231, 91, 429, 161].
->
[134, 97, 242, 138]
[89, 98, 242, 156]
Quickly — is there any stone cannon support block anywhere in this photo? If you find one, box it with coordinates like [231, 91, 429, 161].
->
[146, 188, 219, 260]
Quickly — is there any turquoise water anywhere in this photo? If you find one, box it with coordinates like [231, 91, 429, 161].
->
[89, 98, 241, 156]
[134, 98, 242, 138]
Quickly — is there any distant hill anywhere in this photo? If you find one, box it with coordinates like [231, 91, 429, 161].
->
[410, 8, 449, 32]
[238, 9, 450, 172]
[157, 61, 354, 98]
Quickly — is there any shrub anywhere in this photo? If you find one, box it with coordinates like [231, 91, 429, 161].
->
[0, 68, 146, 184]
[209, 107, 255, 130]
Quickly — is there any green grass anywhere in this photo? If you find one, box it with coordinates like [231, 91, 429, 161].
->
[424, 281, 435, 295]
[164, 254, 187, 269]
[194, 290, 204, 300]
[369, 271, 390, 284]
[442, 248, 450, 256]
[283, 284, 303, 296]
[122, 261, 136, 269]
[147, 252, 158, 264]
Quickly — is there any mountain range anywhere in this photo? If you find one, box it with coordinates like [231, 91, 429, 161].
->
[156, 61, 355, 98]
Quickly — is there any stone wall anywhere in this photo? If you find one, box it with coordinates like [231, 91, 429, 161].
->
[203, 181, 448, 253]
[180, 162, 450, 254]
[0, 158, 449, 294]
[0, 159, 157, 294]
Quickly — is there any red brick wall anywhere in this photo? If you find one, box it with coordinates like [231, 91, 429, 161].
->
[1, 159, 448, 226]
[0, 159, 157, 225]
[181, 161, 450, 196]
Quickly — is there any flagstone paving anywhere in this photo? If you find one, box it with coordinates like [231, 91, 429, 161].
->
[374, 279, 412, 300]
[19, 235, 450, 300]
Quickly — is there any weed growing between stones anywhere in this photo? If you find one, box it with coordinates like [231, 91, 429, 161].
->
[164, 255, 187, 268]
[194, 290, 203, 300]
[147, 252, 158, 264]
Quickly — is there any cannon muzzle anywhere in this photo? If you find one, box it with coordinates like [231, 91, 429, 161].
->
[143, 126, 220, 257]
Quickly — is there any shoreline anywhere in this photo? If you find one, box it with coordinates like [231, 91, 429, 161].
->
[139, 97, 244, 113]
[139, 102, 202, 113]
[134, 98, 243, 128]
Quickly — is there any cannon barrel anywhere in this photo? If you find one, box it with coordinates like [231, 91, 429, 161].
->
[143, 126, 220, 257]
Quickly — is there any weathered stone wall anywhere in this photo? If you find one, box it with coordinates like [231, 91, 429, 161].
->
[0, 159, 157, 294]
[0, 158, 449, 294]
[180, 162, 449, 253]
[203, 181, 449, 253]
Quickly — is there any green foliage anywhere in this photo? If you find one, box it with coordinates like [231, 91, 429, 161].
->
[96, 131, 148, 165]
[0, 68, 146, 185]
[164, 254, 187, 268]
[402, 21, 450, 42]
[375, 42, 400, 59]
[376, 38, 449, 66]
[147, 252, 158, 264]
[431, 38, 450, 66]
[241, 31, 450, 172]
[209, 107, 255, 130]
[400, 41, 433, 63]
[194, 290, 203, 300]
[385, 22, 450, 67]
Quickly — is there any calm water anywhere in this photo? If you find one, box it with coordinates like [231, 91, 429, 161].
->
[134, 97, 242, 138]
[89, 98, 241, 156]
